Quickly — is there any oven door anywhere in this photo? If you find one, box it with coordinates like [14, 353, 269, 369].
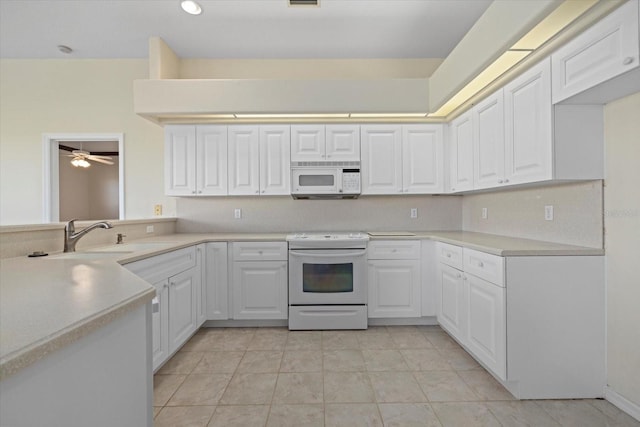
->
[291, 168, 339, 195]
[289, 248, 367, 305]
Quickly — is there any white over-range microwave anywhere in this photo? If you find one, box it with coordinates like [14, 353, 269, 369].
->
[290, 162, 361, 199]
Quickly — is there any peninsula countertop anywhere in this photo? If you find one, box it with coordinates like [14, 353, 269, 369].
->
[0, 230, 602, 379]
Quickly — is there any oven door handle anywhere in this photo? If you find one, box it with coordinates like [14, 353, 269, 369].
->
[289, 249, 367, 258]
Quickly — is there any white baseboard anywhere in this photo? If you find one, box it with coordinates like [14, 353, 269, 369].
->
[605, 386, 640, 422]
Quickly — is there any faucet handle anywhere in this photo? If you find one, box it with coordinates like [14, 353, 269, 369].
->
[65, 219, 78, 233]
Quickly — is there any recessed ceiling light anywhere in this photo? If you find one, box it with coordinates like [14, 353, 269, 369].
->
[57, 45, 73, 54]
[181, 0, 202, 15]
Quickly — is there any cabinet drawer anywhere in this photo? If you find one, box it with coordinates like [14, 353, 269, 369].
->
[438, 242, 463, 269]
[463, 248, 504, 287]
[368, 240, 420, 260]
[125, 246, 197, 284]
[232, 241, 288, 261]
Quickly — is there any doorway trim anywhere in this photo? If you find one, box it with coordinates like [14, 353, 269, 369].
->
[43, 133, 125, 223]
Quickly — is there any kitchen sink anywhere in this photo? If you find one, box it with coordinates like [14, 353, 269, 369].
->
[88, 242, 174, 252]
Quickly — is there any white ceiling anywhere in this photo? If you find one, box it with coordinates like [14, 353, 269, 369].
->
[0, 0, 492, 59]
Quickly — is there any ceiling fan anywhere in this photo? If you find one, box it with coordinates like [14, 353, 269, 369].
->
[60, 144, 115, 168]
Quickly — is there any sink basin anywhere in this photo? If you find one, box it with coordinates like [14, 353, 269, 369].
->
[49, 251, 132, 260]
[89, 242, 174, 252]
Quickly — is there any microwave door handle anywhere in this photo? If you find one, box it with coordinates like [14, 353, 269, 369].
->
[289, 249, 367, 258]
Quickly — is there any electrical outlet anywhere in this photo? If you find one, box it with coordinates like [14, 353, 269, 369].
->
[545, 205, 554, 221]
[154, 204, 162, 216]
[410, 208, 418, 219]
[234, 208, 242, 219]
[482, 207, 488, 219]
[146, 225, 154, 233]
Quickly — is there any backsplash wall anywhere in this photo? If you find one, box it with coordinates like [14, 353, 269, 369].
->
[176, 195, 462, 233]
[462, 180, 603, 248]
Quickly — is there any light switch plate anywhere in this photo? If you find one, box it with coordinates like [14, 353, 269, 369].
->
[146, 225, 154, 233]
[482, 208, 488, 219]
[410, 208, 418, 219]
[234, 208, 242, 219]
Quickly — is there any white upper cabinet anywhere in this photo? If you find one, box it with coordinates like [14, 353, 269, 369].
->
[325, 125, 360, 161]
[165, 125, 227, 196]
[504, 58, 553, 185]
[552, 0, 640, 104]
[402, 125, 444, 193]
[361, 125, 403, 194]
[196, 126, 228, 195]
[448, 111, 474, 193]
[291, 124, 359, 162]
[473, 90, 505, 190]
[228, 126, 260, 195]
[259, 125, 291, 195]
[165, 125, 197, 196]
[291, 125, 325, 162]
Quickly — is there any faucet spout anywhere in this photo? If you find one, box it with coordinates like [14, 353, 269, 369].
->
[63, 219, 113, 252]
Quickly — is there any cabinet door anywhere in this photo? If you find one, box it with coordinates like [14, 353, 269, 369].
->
[466, 274, 506, 380]
[228, 126, 260, 195]
[233, 261, 288, 319]
[504, 59, 553, 185]
[165, 125, 196, 196]
[361, 125, 403, 194]
[206, 242, 229, 320]
[473, 90, 505, 190]
[291, 125, 325, 162]
[449, 112, 474, 192]
[368, 259, 421, 318]
[402, 124, 443, 193]
[551, 0, 640, 104]
[152, 279, 169, 371]
[195, 245, 206, 327]
[259, 125, 291, 195]
[196, 125, 228, 195]
[168, 268, 198, 353]
[326, 125, 360, 161]
[438, 263, 466, 344]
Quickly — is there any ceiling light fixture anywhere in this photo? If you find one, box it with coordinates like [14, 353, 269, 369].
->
[429, 0, 598, 117]
[181, 0, 202, 15]
[71, 158, 91, 168]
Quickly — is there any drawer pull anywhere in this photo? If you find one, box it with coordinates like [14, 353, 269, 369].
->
[478, 261, 484, 267]
[623, 56, 634, 65]
[456, 273, 462, 279]
[446, 253, 452, 258]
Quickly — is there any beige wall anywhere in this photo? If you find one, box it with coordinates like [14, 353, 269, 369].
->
[0, 59, 176, 225]
[604, 91, 640, 407]
[462, 181, 604, 248]
[176, 195, 462, 233]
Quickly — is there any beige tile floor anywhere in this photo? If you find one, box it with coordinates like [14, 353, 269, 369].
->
[153, 326, 639, 427]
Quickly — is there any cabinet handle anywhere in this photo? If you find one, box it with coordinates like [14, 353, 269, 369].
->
[192, 191, 196, 194]
[164, 283, 169, 289]
[504, 179, 509, 183]
[261, 190, 265, 193]
[478, 261, 484, 267]
[404, 189, 409, 192]
[451, 188, 455, 191]
[170, 282, 175, 287]
[327, 154, 332, 158]
[456, 273, 462, 279]
[497, 179, 503, 184]
[623, 57, 634, 65]
[255, 190, 259, 194]
[446, 253, 452, 258]
[198, 190, 202, 194]
[391, 249, 397, 252]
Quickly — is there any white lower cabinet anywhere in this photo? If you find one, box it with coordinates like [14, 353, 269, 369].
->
[205, 242, 229, 320]
[465, 273, 506, 380]
[436, 242, 605, 398]
[231, 242, 288, 320]
[125, 246, 201, 371]
[367, 240, 421, 318]
[437, 263, 467, 344]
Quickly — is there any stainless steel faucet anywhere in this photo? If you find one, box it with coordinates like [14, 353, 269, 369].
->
[63, 219, 113, 252]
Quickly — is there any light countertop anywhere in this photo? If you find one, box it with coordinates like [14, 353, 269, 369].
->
[0, 230, 602, 380]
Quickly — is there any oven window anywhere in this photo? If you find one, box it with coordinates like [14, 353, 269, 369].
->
[299, 174, 335, 187]
[303, 263, 353, 293]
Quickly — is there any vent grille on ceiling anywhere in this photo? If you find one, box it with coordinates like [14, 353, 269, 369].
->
[289, 0, 319, 6]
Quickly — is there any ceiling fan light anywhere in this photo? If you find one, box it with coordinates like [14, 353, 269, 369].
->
[181, 0, 202, 15]
[71, 158, 91, 168]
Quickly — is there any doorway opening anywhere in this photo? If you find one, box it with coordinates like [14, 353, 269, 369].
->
[43, 133, 124, 223]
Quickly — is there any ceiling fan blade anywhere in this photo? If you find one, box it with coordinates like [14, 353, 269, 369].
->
[89, 157, 114, 165]
[87, 154, 113, 160]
